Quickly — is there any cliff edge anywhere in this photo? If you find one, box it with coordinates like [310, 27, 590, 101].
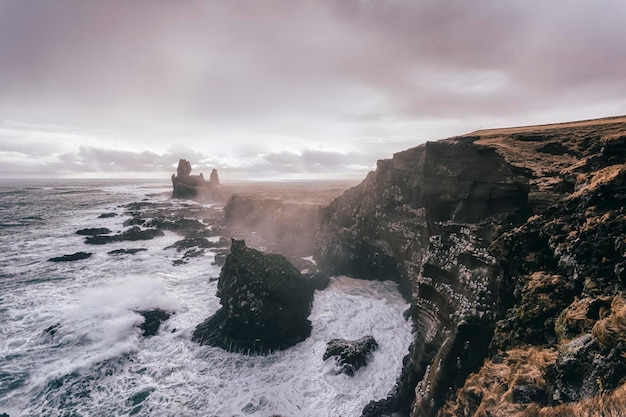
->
[316, 115, 626, 416]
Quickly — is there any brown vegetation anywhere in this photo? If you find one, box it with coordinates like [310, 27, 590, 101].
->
[438, 348, 557, 417]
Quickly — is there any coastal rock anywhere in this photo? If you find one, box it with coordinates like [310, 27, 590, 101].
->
[323, 335, 378, 375]
[192, 239, 314, 354]
[171, 159, 219, 199]
[75, 227, 112, 236]
[48, 252, 92, 262]
[84, 226, 164, 244]
[137, 309, 171, 337]
[107, 248, 147, 256]
[315, 116, 626, 416]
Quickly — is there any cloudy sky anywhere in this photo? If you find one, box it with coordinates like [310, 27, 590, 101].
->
[1, 0, 625, 180]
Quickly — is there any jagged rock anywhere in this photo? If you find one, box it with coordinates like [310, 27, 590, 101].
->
[192, 239, 314, 354]
[137, 309, 171, 336]
[171, 158, 220, 199]
[323, 335, 378, 375]
[84, 226, 164, 244]
[107, 248, 147, 256]
[48, 252, 92, 262]
[76, 227, 112, 236]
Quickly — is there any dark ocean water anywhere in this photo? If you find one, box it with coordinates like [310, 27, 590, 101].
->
[0, 179, 411, 417]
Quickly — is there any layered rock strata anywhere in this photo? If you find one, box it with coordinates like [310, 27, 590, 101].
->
[315, 116, 626, 416]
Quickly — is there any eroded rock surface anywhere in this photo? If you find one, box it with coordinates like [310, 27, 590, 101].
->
[323, 336, 378, 376]
[315, 116, 626, 416]
[192, 239, 314, 354]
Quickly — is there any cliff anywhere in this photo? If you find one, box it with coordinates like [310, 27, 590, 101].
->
[315, 115, 626, 416]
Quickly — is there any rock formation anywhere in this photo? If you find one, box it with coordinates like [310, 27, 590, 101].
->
[171, 158, 219, 199]
[48, 252, 92, 262]
[137, 309, 171, 337]
[192, 239, 314, 354]
[315, 116, 626, 416]
[323, 335, 379, 375]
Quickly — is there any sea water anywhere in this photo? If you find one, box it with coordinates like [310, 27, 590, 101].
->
[0, 179, 412, 417]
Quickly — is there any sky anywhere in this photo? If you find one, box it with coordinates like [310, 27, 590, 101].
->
[1, 0, 626, 180]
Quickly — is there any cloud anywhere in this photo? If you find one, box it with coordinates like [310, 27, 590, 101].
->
[1, 0, 626, 178]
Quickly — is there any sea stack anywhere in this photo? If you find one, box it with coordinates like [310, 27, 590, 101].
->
[171, 158, 219, 199]
[192, 239, 314, 354]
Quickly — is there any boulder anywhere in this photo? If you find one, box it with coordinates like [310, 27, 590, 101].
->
[192, 239, 314, 354]
[323, 335, 379, 375]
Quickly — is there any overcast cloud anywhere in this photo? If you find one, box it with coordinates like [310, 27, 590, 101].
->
[1, 0, 625, 179]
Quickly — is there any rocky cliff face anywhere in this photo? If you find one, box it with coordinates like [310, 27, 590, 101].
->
[316, 116, 626, 416]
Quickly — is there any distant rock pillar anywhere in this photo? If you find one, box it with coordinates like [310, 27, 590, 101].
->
[209, 168, 220, 186]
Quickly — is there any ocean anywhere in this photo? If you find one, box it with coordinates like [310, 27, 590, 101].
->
[0, 179, 412, 417]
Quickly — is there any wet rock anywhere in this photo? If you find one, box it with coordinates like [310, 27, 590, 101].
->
[75, 227, 112, 236]
[323, 335, 378, 376]
[48, 252, 92, 262]
[84, 226, 164, 244]
[137, 309, 171, 336]
[165, 237, 226, 252]
[97, 212, 117, 218]
[107, 248, 147, 256]
[192, 239, 314, 354]
[44, 323, 61, 337]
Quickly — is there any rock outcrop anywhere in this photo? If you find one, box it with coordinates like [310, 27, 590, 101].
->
[192, 239, 314, 354]
[48, 252, 92, 262]
[171, 159, 219, 199]
[323, 335, 379, 376]
[315, 116, 626, 416]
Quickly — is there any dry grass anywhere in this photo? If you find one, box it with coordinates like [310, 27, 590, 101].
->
[523, 382, 626, 417]
[438, 348, 557, 417]
[571, 164, 626, 199]
[592, 295, 626, 348]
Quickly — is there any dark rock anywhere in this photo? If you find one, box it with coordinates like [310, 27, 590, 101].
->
[323, 335, 378, 376]
[213, 253, 227, 267]
[84, 226, 164, 244]
[48, 252, 92, 262]
[98, 212, 117, 218]
[545, 334, 626, 403]
[137, 309, 171, 336]
[305, 272, 330, 291]
[107, 248, 147, 256]
[44, 323, 61, 337]
[76, 227, 112, 236]
[144, 216, 206, 236]
[165, 237, 226, 252]
[192, 239, 314, 354]
[171, 159, 220, 199]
